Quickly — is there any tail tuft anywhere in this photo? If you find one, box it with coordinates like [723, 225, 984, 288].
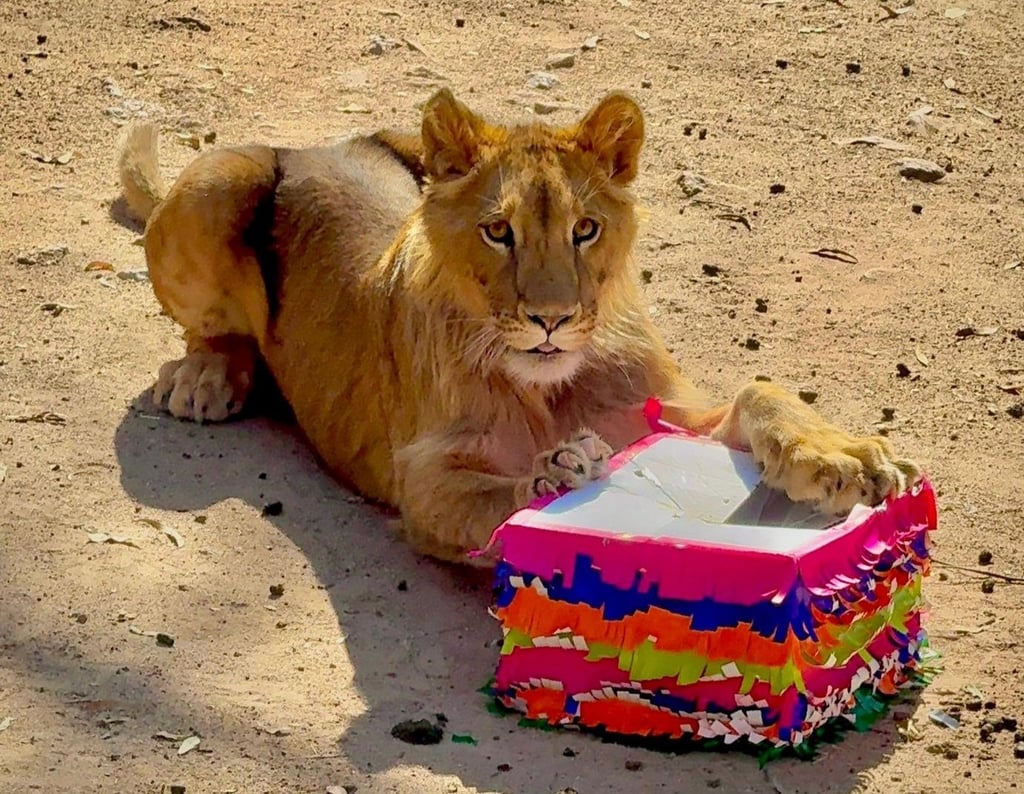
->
[118, 123, 167, 222]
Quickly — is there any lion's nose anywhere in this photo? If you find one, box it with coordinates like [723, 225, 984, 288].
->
[526, 310, 575, 333]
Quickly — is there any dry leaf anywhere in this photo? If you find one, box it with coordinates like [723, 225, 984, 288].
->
[914, 347, 930, 366]
[41, 302, 76, 316]
[944, 7, 967, 19]
[136, 517, 184, 547]
[128, 625, 157, 637]
[339, 103, 371, 114]
[6, 411, 67, 425]
[714, 213, 751, 231]
[839, 135, 909, 151]
[175, 133, 202, 150]
[21, 148, 73, 165]
[0, 464, 7, 484]
[809, 248, 859, 264]
[0, 717, 11, 732]
[153, 730, 184, 741]
[897, 719, 924, 741]
[634, 29, 650, 40]
[878, 4, 912, 21]
[178, 735, 201, 755]
[85, 260, 115, 272]
[260, 725, 294, 736]
[86, 532, 139, 548]
[404, 37, 428, 55]
[943, 76, 961, 93]
[955, 326, 1000, 339]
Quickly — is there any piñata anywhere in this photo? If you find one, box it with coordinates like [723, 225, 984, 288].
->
[486, 403, 936, 750]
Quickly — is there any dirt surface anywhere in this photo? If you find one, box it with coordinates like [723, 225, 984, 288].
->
[2, 1, 1023, 792]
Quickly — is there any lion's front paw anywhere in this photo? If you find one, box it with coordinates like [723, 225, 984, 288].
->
[518, 428, 613, 503]
[152, 352, 251, 423]
[753, 427, 922, 515]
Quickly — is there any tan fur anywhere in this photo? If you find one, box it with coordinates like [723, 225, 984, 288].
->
[118, 91, 921, 563]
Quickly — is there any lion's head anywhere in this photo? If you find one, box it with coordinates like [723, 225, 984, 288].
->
[414, 89, 645, 388]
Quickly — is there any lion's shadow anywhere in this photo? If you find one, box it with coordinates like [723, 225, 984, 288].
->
[113, 397, 907, 793]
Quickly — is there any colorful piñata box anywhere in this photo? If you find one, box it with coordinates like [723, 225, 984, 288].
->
[486, 405, 936, 750]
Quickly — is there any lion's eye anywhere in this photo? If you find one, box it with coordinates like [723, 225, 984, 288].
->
[572, 217, 601, 246]
[481, 220, 514, 247]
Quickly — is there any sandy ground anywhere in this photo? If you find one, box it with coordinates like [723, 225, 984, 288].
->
[2, 1, 1023, 792]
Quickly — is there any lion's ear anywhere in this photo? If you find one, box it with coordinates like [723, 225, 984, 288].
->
[421, 89, 485, 181]
[574, 92, 645, 185]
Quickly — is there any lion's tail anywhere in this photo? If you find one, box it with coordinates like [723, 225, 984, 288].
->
[117, 123, 167, 222]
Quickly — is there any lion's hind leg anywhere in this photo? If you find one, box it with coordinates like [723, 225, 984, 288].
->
[153, 333, 259, 422]
[143, 145, 280, 423]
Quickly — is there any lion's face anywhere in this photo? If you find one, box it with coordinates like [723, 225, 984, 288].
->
[419, 91, 644, 387]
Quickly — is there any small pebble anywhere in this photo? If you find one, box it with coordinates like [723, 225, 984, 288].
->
[881, 407, 896, 422]
[798, 390, 818, 405]
[562, 747, 577, 757]
[545, 52, 576, 69]
[846, 62, 862, 74]
[625, 760, 644, 771]
[769, 183, 786, 195]
[397, 579, 408, 592]
[775, 58, 789, 69]
[525, 71, 560, 90]
[455, 17, 465, 27]
[269, 583, 285, 599]
[640, 269, 653, 284]
[640, 78, 652, 88]
[262, 500, 283, 517]
[901, 64, 911, 77]
[496, 763, 512, 772]
[981, 579, 995, 594]
[896, 363, 911, 378]
[155, 632, 175, 648]
[978, 550, 993, 566]
[701, 263, 722, 277]
[899, 158, 946, 183]
[1015, 742, 1024, 760]
[755, 298, 768, 313]
[912, 204, 923, 214]
[743, 337, 761, 351]
[966, 699, 983, 712]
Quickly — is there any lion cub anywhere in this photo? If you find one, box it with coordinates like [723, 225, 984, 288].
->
[118, 90, 921, 562]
